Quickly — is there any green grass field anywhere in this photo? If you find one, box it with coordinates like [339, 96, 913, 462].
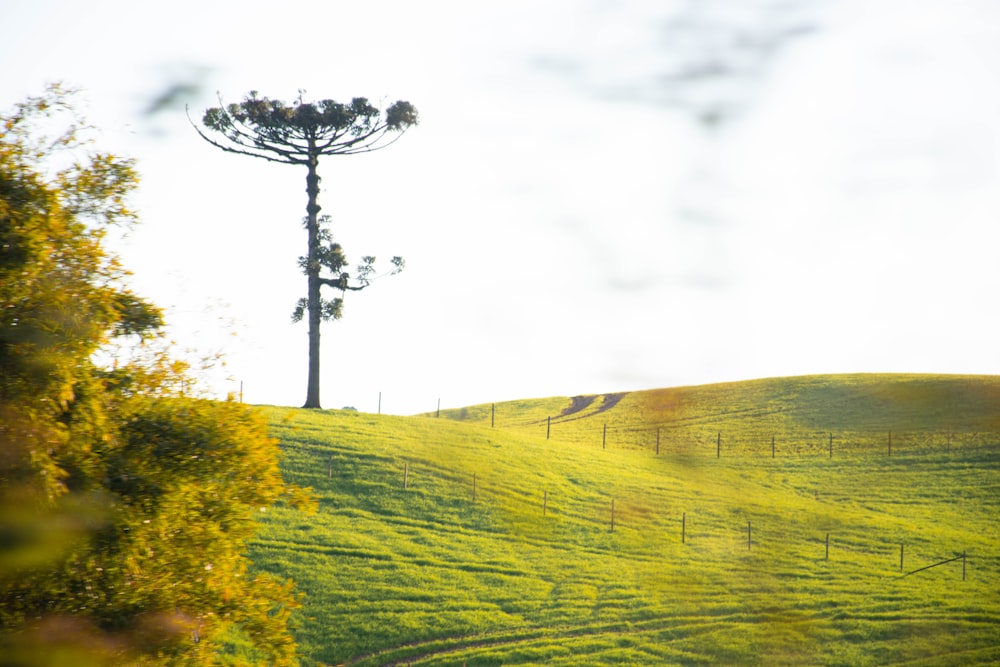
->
[249, 374, 1000, 666]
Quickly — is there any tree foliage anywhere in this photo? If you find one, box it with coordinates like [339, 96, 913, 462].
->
[1, 86, 311, 666]
[290, 214, 405, 325]
[195, 91, 418, 164]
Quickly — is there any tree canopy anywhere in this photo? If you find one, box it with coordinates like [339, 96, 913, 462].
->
[194, 91, 418, 164]
[1, 85, 310, 666]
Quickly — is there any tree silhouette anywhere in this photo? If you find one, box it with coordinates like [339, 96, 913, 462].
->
[191, 91, 418, 408]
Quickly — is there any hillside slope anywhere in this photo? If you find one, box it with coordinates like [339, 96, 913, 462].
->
[437, 373, 1000, 454]
[251, 374, 1000, 666]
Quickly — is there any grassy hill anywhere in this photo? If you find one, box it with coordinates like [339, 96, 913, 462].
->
[249, 374, 1000, 666]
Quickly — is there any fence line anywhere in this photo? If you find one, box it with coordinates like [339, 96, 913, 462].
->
[523, 422, 995, 458]
[430, 401, 997, 459]
[318, 450, 979, 582]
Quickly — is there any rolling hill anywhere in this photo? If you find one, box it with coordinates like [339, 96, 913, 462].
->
[247, 374, 1000, 666]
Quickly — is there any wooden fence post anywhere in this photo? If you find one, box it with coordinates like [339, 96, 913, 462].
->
[472, 472, 477, 502]
[825, 533, 830, 560]
[682, 512, 686, 544]
[656, 428, 661, 455]
[491, 403, 495, 428]
[717, 432, 721, 459]
[546, 416, 551, 440]
[602, 424, 607, 449]
[962, 550, 966, 581]
[771, 435, 775, 458]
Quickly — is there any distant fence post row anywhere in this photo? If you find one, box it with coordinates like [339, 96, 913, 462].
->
[417, 398, 970, 460]
[421, 403, 983, 460]
[520, 419, 987, 458]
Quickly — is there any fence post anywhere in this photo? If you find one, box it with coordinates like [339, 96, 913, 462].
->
[239, 380, 244, 404]
[378, 391, 382, 415]
[546, 416, 551, 440]
[436, 398, 440, 418]
[472, 472, 477, 502]
[829, 433, 833, 459]
[602, 424, 607, 449]
[682, 512, 686, 544]
[717, 432, 721, 458]
[748, 520, 752, 551]
[771, 435, 775, 458]
[825, 532, 830, 560]
[491, 403, 495, 428]
[963, 550, 966, 581]
[656, 428, 661, 455]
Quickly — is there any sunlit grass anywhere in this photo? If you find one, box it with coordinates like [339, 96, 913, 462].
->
[249, 374, 1000, 666]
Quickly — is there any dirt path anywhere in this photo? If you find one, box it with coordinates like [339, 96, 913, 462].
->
[594, 392, 627, 415]
[560, 395, 597, 417]
[553, 392, 629, 424]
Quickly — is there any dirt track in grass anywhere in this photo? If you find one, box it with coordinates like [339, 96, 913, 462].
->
[556, 392, 629, 423]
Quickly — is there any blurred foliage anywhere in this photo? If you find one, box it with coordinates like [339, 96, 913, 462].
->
[1, 85, 312, 666]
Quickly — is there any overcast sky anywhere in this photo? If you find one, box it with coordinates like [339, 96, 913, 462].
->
[3, 0, 999, 414]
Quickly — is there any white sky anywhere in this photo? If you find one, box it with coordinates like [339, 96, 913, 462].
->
[2, 0, 999, 414]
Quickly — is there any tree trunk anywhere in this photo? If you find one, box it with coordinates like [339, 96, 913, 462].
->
[302, 149, 323, 408]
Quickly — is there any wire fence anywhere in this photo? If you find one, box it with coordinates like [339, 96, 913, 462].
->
[310, 450, 987, 583]
[537, 424, 998, 458]
[468, 413, 999, 459]
[426, 396, 1000, 459]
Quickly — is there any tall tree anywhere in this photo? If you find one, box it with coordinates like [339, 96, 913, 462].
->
[191, 92, 418, 409]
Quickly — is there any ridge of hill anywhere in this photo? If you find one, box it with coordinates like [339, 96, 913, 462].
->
[434, 372, 1000, 431]
[249, 374, 1000, 666]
